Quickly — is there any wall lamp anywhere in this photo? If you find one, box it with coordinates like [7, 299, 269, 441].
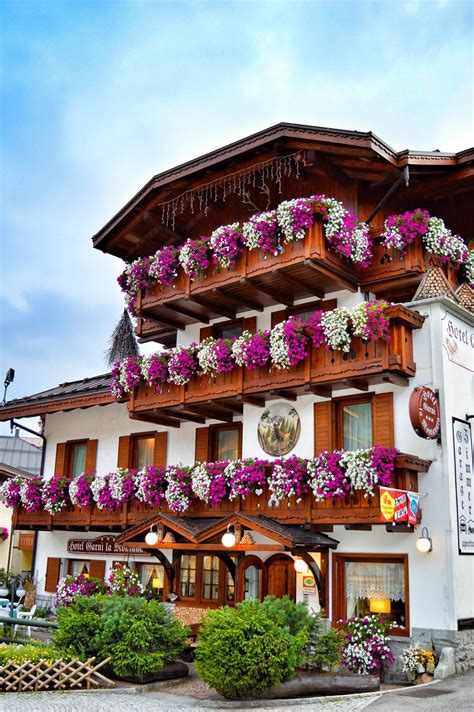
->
[221, 525, 236, 548]
[145, 524, 159, 546]
[416, 526, 433, 553]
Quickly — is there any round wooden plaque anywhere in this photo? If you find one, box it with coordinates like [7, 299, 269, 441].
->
[409, 387, 440, 439]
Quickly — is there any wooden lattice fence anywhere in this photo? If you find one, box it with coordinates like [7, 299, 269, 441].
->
[0, 656, 114, 692]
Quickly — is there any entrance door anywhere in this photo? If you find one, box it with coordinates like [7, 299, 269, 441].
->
[266, 557, 296, 600]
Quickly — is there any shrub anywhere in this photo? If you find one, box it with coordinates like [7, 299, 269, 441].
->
[301, 626, 344, 672]
[260, 594, 314, 636]
[195, 601, 306, 699]
[54, 594, 188, 678]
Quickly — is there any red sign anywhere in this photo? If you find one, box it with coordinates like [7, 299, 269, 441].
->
[67, 535, 146, 556]
[409, 387, 440, 439]
[380, 487, 408, 523]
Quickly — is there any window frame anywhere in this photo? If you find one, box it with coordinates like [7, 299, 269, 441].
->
[131, 431, 157, 470]
[65, 440, 88, 479]
[332, 553, 410, 637]
[209, 422, 242, 462]
[212, 318, 244, 340]
[335, 393, 375, 451]
[177, 553, 235, 607]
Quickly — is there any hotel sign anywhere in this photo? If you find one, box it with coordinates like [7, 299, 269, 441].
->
[452, 418, 474, 555]
[441, 312, 474, 372]
[67, 535, 147, 556]
[409, 387, 441, 439]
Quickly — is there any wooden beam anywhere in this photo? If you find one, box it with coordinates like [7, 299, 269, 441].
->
[164, 302, 209, 323]
[241, 278, 293, 307]
[268, 390, 297, 402]
[305, 149, 352, 187]
[210, 400, 243, 414]
[341, 378, 369, 392]
[122, 542, 283, 551]
[188, 296, 236, 320]
[235, 394, 266, 408]
[344, 524, 373, 531]
[160, 408, 205, 424]
[140, 309, 185, 331]
[305, 384, 332, 399]
[382, 373, 409, 387]
[213, 288, 264, 313]
[129, 412, 181, 428]
[176, 404, 233, 423]
[303, 259, 356, 292]
[277, 269, 324, 298]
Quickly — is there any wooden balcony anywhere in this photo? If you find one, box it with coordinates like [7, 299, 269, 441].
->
[134, 218, 359, 342]
[11, 454, 430, 532]
[360, 233, 461, 302]
[17, 532, 35, 551]
[128, 305, 424, 426]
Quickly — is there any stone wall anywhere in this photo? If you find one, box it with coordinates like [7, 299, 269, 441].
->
[387, 628, 474, 681]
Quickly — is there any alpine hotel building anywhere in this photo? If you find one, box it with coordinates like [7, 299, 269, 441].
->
[1, 124, 473, 672]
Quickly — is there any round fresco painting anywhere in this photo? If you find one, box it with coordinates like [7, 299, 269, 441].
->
[257, 402, 301, 457]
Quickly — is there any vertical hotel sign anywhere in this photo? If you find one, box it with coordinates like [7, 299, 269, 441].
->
[452, 418, 474, 555]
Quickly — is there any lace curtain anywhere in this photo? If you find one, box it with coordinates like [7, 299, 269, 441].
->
[345, 561, 405, 602]
[342, 402, 372, 450]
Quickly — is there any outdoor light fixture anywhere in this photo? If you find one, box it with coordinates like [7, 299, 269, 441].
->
[0, 584, 8, 597]
[221, 526, 236, 548]
[2, 368, 15, 406]
[293, 557, 309, 574]
[145, 525, 159, 546]
[416, 526, 433, 553]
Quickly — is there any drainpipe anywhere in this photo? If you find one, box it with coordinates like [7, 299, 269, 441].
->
[9, 418, 46, 578]
[364, 166, 410, 225]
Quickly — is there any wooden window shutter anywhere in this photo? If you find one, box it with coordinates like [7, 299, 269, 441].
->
[271, 309, 287, 328]
[373, 393, 394, 448]
[117, 436, 132, 468]
[54, 443, 67, 476]
[200, 326, 214, 340]
[314, 401, 334, 454]
[242, 316, 257, 333]
[153, 432, 168, 468]
[84, 439, 98, 473]
[195, 427, 210, 463]
[89, 559, 106, 581]
[44, 557, 61, 592]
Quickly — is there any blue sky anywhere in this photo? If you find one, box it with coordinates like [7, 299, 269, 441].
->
[0, 0, 472, 431]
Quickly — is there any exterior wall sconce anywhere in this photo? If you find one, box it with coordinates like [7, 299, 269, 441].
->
[145, 524, 159, 546]
[222, 526, 236, 548]
[293, 557, 309, 574]
[416, 526, 433, 553]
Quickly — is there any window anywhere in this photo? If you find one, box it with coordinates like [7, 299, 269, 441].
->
[244, 565, 262, 600]
[225, 568, 235, 602]
[210, 424, 241, 461]
[201, 556, 220, 600]
[333, 554, 409, 636]
[132, 435, 155, 469]
[180, 555, 197, 598]
[68, 559, 90, 577]
[341, 400, 373, 450]
[214, 319, 243, 340]
[68, 442, 87, 479]
[139, 563, 165, 597]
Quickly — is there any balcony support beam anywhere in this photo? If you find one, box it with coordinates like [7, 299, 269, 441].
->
[187, 296, 236, 320]
[235, 395, 266, 408]
[268, 390, 297, 402]
[140, 309, 185, 331]
[240, 278, 293, 307]
[382, 372, 409, 387]
[129, 412, 181, 428]
[303, 259, 356, 292]
[164, 302, 209, 323]
[209, 400, 243, 415]
[341, 378, 369, 392]
[305, 384, 332, 399]
[277, 269, 324, 299]
[213, 288, 264, 313]
[177, 404, 233, 423]
[160, 408, 206, 424]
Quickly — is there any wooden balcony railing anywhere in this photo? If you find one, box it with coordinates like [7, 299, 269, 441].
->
[128, 305, 424, 422]
[17, 532, 35, 551]
[135, 218, 360, 339]
[11, 454, 430, 532]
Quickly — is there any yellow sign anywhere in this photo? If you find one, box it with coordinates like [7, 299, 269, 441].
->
[380, 489, 395, 522]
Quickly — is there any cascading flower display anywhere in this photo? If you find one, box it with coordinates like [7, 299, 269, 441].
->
[0, 477, 23, 508]
[381, 209, 430, 253]
[312, 194, 372, 266]
[277, 197, 314, 243]
[90, 473, 122, 512]
[350, 301, 390, 342]
[340, 447, 397, 498]
[41, 476, 69, 515]
[191, 461, 229, 507]
[148, 246, 180, 287]
[164, 464, 193, 513]
[269, 316, 309, 369]
[319, 307, 351, 352]
[178, 238, 210, 279]
[167, 345, 198, 385]
[307, 451, 349, 501]
[117, 257, 150, 313]
[268, 455, 309, 505]
[209, 223, 243, 269]
[197, 337, 234, 377]
[108, 563, 145, 597]
[135, 465, 167, 507]
[141, 353, 169, 393]
[231, 330, 271, 370]
[465, 249, 474, 287]
[225, 458, 268, 500]
[423, 217, 467, 265]
[55, 573, 103, 608]
[242, 210, 281, 255]
[108, 468, 136, 505]
[69, 472, 95, 508]
[19, 478, 42, 513]
[340, 615, 394, 676]
[110, 356, 142, 399]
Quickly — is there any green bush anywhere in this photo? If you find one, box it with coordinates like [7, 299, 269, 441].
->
[260, 595, 315, 636]
[301, 626, 344, 672]
[54, 594, 188, 678]
[194, 600, 307, 699]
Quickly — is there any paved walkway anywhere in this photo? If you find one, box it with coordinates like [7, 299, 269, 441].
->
[1, 671, 472, 712]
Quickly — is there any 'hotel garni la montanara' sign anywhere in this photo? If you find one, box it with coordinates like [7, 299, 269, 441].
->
[67, 535, 146, 556]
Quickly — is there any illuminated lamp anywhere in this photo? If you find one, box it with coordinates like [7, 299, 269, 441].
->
[221, 526, 236, 548]
[293, 557, 309, 574]
[369, 599, 391, 614]
[416, 526, 433, 553]
[145, 525, 159, 546]
[152, 577, 161, 589]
